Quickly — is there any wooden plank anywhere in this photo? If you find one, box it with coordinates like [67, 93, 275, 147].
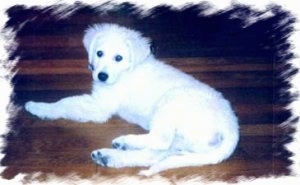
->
[7, 118, 290, 137]
[13, 56, 279, 91]
[12, 74, 92, 91]
[15, 58, 275, 75]
[12, 74, 276, 90]
[13, 72, 275, 87]
[13, 105, 287, 125]
[17, 35, 84, 48]
[12, 87, 276, 105]
[12, 46, 274, 60]
[16, 57, 273, 68]
[17, 32, 271, 49]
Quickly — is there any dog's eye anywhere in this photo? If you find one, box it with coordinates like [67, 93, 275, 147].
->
[115, 55, 123, 62]
[97, 51, 103, 57]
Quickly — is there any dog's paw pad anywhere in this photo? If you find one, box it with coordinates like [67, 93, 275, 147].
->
[91, 148, 127, 168]
[91, 149, 110, 167]
[91, 150, 101, 161]
[112, 140, 128, 150]
[111, 136, 130, 150]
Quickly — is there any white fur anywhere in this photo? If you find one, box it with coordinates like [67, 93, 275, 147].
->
[25, 23, 239, 176]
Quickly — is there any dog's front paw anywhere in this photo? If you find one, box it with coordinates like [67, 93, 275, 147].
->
[25, 101, 54, 119]
[91, 149, 125, 168]
[112, 136, 129, 150]
[91, 149, 110, 167]
[112, 135, 138, 150]
[112, 135, 148, 150]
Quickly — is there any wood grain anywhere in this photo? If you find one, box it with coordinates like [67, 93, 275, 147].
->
[2, 7, 292, 182]
[2, 111, 291, 180]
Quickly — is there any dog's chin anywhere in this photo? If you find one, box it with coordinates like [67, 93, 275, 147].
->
[93, 79, 117, 86]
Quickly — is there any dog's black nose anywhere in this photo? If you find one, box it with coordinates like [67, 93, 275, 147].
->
[98, 72, 108, 82]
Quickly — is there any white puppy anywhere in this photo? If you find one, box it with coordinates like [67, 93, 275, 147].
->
[25, 23, 239, 176]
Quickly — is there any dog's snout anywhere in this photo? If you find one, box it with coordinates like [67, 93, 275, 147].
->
[98, 72, 109, 82]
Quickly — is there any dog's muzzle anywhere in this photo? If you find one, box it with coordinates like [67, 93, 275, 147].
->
[98, 72, 109, 82]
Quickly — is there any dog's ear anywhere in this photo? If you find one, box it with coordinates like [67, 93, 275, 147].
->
[125, 32, 151, 66]
[82, 25, 101, 53]
[83, 24, 106, 64]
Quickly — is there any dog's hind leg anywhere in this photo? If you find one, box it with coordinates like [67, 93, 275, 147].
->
[112, 133, 171, 151]
[112, 101, 179, 151]
[111, 122, 176, 151]
[139, 128, 239, 176]
[25, 94, 115, 123]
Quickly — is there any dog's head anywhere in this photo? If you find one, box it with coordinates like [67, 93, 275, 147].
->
[83, 23, 151, 84]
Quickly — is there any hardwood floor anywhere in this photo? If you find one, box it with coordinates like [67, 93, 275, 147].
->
[1, 109, 291, 181]
[1, 4, 294, 182]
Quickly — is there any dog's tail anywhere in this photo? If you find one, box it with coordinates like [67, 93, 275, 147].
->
[139, 127, 239, 176]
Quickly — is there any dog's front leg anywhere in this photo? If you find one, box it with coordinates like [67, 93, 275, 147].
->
[25, 94, 115, 123]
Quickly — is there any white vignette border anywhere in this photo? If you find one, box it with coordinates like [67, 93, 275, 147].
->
[0, 0, 299, 184]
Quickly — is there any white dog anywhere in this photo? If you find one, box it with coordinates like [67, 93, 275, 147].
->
[25, 23, 239, 176]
